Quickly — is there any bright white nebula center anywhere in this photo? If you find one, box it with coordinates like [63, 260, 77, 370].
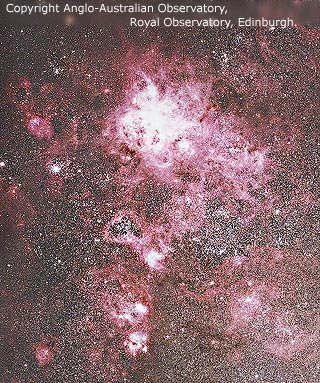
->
[124, 331, 148, 356]
[119, 76, 196, 159]
[51, 164, 62, 174]
[144, 249, 165, 270]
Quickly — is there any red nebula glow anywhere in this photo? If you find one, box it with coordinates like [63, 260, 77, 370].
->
[35, 344, 54, 367]
[1, 27, 319, 383]
[27, 116, 53, 140]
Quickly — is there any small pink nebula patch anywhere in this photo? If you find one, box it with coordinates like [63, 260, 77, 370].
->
[35, 343, 54, 367]
[27, 116, 53, 140]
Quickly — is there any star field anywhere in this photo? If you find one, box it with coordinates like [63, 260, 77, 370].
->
[0, 26, 319, 383]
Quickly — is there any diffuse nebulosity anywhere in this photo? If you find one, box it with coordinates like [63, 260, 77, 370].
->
[0, 27, 319, 383]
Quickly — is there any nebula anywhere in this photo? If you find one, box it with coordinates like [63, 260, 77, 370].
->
[0, 27, 319, 383]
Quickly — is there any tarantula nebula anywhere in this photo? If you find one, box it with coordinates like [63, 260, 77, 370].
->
[0, 27, 319, 383]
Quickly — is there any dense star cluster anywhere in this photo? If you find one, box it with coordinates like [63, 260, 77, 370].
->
[0, 27, 319, 383]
